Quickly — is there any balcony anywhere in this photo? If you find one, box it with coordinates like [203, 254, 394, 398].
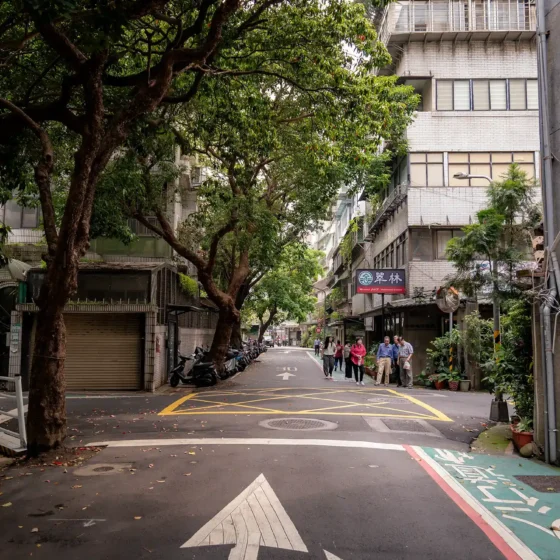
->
[365, 183, 408, 241]
[378, 1, 536, 45]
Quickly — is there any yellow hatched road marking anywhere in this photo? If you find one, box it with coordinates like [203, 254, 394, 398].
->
[159, 387, 452, 422]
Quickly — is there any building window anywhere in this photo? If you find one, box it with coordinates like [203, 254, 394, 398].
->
[436, 230, 464, 259]
[127, 217, 160, 236]
[410, 229, 433, 261]
[410, 153, 444, 187]
[437, 79, 537, 111]
[449, 152, 535, 186]
[0, 200, 39, 229]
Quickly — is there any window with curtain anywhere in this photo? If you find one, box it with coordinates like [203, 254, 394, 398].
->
[437, 79, 537, 111]
[448, 152, 536, 186]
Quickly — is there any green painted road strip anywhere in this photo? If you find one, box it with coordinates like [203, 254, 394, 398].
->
[421, 447, 560, 559]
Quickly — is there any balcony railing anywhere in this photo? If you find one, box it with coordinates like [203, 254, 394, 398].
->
[378, 0, 536, 42]
[365, 183, 408, 241]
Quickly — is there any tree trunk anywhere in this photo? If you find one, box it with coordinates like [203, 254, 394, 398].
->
[26, 303, 67, 454]
[258, 308, 277, 343]
[230, 281, 251, 349]
[210, 307, 236, 368]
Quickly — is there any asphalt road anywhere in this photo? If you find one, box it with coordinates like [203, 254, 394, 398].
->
[0, 348, 512, 560]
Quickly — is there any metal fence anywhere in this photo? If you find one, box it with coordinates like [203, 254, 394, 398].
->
[0, 375, 27, 450]
[379, 0, 536, 41]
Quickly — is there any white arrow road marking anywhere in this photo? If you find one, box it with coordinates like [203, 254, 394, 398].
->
[276, 372, 296, 381]
[181, 473, 307, 559]
[324, 550, 344, 559]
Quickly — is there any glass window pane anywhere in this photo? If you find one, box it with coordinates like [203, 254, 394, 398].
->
[409, 153, 426, 163]
[454, 81, 471, 110]
[492, 163, 510, 180]
[470, 164, 491, 185]
[21, 207, 38, 228]
[448, 153, 469, 163]
[437, 81, 453, 110]
[492, 153, 513, 163]
[513, 152, 533, 163]
[473, 80, 489, 110]
[427, 153, 443, 163]
[436, 231, 452, 259]
[4, 199, 21, 228]
[411, 230, 433, 261]
[490, 80, 507, 110]
[410, 164, 427, 186]
[509, 79, 526, 110]
[449, 164, 469, 186]
[427, 164, 443, 186]
[527, 80, 538, 110]
[518, 163, 535, 179]
[470, 153, 490, 163]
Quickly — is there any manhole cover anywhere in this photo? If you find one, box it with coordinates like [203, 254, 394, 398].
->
[259, 418, 338, 431]
[93, 466, 115, 472]
[515, 475, 560, 493]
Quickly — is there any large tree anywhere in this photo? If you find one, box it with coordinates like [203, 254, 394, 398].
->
[244, 245, 322, 342]
[1, 0, 402, 452]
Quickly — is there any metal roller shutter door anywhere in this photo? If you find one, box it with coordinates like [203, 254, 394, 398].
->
[64, 314, 143, 390]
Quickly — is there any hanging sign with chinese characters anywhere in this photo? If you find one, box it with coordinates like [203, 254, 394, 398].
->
[356, 269, 406, 294]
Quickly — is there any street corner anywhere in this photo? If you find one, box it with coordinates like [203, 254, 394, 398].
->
[157, 386, 453, 422]
[407, 446, 560, 560]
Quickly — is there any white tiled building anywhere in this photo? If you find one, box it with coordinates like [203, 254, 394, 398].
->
[315, 0, 539, 374]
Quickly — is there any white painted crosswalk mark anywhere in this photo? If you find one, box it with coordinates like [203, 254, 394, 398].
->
[181, 473, 307, 559]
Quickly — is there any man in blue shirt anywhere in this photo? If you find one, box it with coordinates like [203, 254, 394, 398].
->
[376, 336, 393, 386]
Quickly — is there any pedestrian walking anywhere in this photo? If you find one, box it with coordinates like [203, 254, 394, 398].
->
[334, 340, 343, 371]
[322, 336, 336, 379]
[314, 337, 321, 356]
[376, 336, 393, 386]
[343, 341, 353, 381]
[393, 335, 402, 387]
[351, 337, 367, 386]
[398, 338, 414, 388]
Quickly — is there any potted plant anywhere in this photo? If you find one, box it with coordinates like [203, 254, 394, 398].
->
[427, 374, 439, 388]
[459, 377, 471, 392]
[363, 355, 376, 377]
[511, 417, 533, 450]
[434, 372, 448, 390]
[447, 370, 462, 391]
[417, 371, 430, 387]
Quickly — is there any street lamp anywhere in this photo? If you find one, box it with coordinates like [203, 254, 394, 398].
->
[453, 171, 507, 421]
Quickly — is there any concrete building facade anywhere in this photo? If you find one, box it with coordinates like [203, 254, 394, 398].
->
[314, 0, 539, 377]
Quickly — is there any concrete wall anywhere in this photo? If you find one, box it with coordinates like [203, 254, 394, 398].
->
[407, 112, 540, 153]
[397, 41, 537, 79]
[404, 305, 441, 378]
[408, 260, 457, 293]
[178, 327, 216, 357]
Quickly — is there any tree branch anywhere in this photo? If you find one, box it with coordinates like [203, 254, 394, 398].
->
[0, 98, 58, 252]
[37, 22, 86, 72]
[207, 219, 238, 273]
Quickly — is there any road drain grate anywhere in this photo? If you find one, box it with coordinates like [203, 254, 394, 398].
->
[259, 418, 338, 431]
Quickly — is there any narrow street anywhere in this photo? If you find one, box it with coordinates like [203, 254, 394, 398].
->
[3, 348, 559, 559]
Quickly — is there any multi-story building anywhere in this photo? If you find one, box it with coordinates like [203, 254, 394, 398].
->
[317, 0, 539, 375]
[0, 150, 218, 392]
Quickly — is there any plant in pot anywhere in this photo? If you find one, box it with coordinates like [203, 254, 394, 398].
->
[427, 374, 439, 388]
[417, 370, 431, 387]
[434, 371, 448, 390]
[511, 417, 533, 451]
[446, 370, 462, 391]
[363, 354, 376, 377]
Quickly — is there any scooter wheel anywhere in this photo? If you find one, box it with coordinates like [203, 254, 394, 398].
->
[170, 373, 179, 388]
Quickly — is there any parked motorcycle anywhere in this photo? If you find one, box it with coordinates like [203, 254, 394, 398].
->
[169, 348, 218, 388]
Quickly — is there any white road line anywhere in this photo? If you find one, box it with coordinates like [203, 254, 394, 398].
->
[324, 551, 344, 560]
[90, 437, 405, 451]
[412, 446, 539, 560]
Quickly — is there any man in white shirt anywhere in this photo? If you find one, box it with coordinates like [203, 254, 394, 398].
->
[398, 338, 414, 389]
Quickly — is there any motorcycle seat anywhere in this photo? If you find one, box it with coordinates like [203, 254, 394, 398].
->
[194, 361, 214, 368]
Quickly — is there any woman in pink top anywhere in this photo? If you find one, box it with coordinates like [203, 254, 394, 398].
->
[351, 337, 367, 386]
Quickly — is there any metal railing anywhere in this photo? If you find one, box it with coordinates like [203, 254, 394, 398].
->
[378, 0, 536, 41]
[0, 375, 27, 449]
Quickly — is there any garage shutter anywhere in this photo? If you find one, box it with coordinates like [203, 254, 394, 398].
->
[64, 314, 143, 390]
